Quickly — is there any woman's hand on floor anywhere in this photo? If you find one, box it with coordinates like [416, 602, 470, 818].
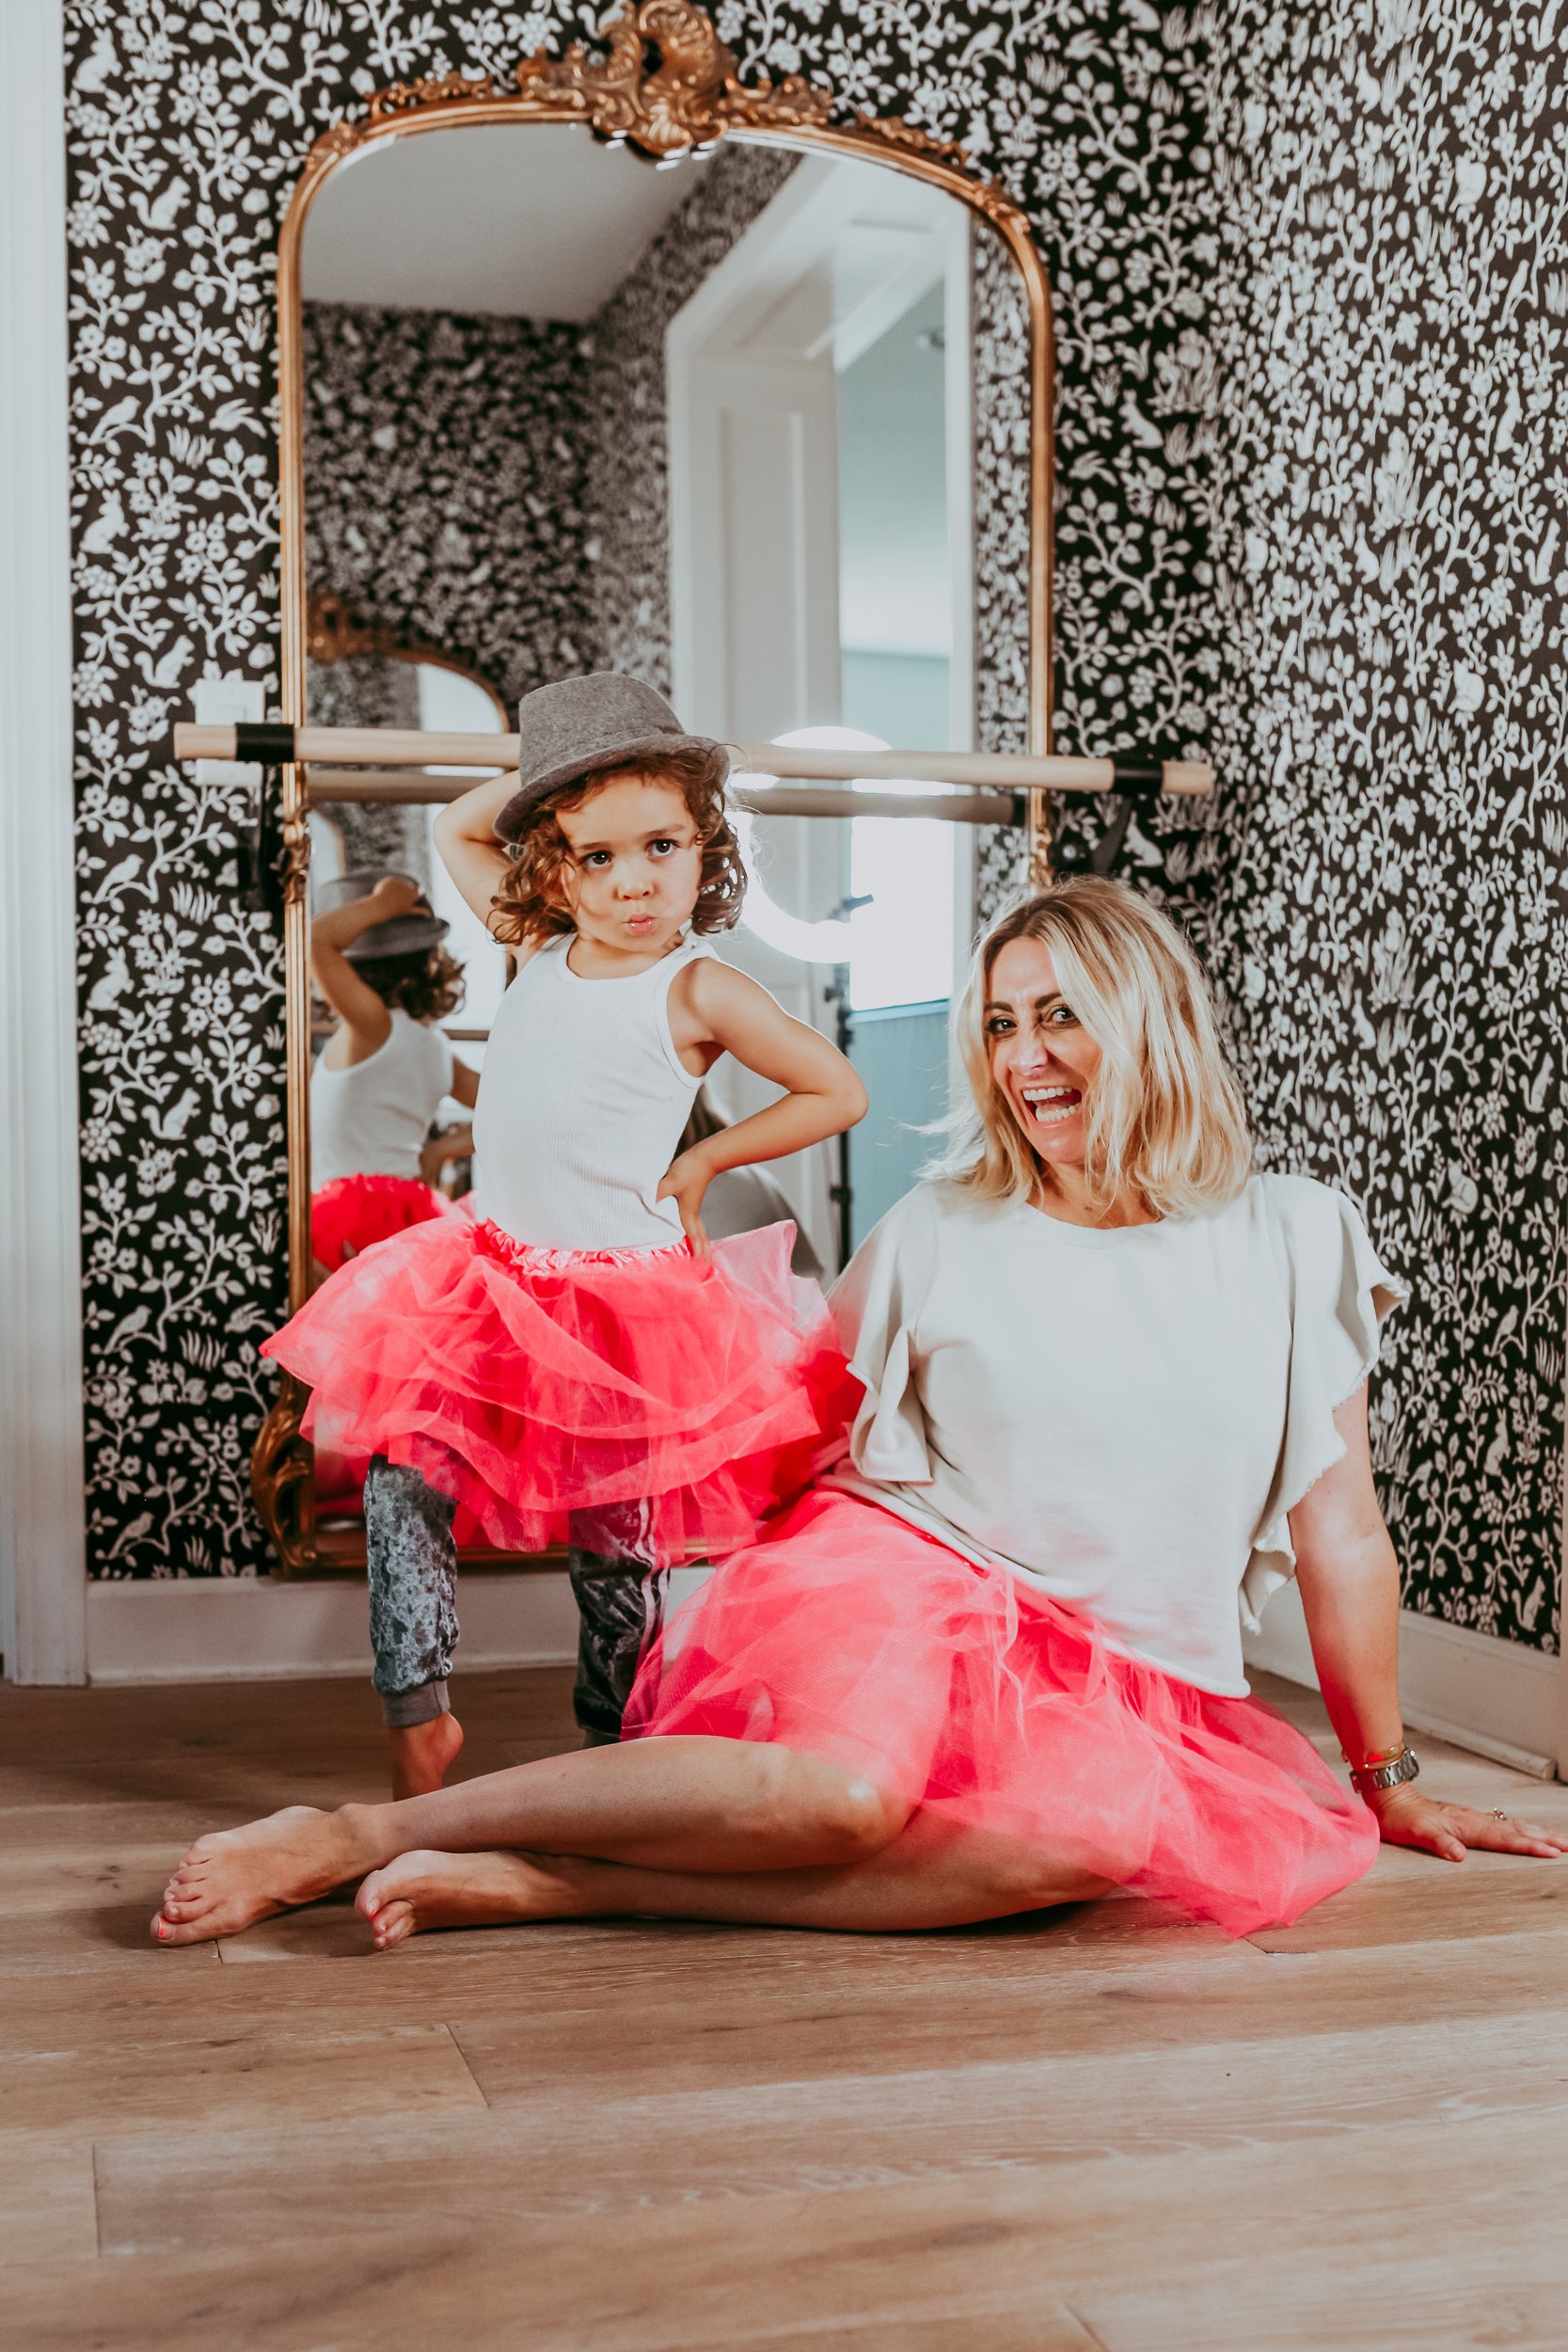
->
[1369, 1785, 1568, 1863]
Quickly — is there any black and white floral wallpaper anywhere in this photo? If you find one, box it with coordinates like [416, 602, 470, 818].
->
[971, 215, 1035, 914]
[1195, 3, 1568, 1643]
[303, 299, 596, 709]
[62, 0, 1566, 1652]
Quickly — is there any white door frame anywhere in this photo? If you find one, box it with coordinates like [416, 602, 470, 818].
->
[668, 162, 854, 1268]
[0, 0, 88, 1682]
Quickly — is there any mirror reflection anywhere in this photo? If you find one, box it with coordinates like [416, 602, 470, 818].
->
[304, 647, 508, 1225]
[302, 653, 510, 1529]
[298, 122, 1028, 1278]
[276, 80, 1042, 1566]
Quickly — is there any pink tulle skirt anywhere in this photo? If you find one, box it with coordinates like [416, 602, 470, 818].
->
[625, 1490, 1380, 1936]
[261, 1217, 855, 1559]
[309, 1172, 457, 1274]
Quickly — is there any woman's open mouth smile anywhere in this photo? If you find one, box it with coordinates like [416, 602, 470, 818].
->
[1020, 1084, 1082, 1128]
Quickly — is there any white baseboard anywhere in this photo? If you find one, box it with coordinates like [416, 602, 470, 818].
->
[85, 1571, 578, 1685]
[79, 1563, 1565, 1777]
[1243, 1581, 1561, 1780]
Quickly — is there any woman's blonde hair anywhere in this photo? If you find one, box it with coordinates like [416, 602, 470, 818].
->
[939, 878, 1251, 1220]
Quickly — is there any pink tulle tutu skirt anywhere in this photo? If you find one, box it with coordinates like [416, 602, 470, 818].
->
[309, 1172, 458, 1274]
[625, 1489, 1380, 1936]
[261, 1216, 855, 1559]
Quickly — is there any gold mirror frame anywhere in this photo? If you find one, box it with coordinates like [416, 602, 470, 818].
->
[306, 588, 511, 726]
[257, 0, 1055, 1571]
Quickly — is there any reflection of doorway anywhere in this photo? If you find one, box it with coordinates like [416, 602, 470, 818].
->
[668, 157, 974, 1267]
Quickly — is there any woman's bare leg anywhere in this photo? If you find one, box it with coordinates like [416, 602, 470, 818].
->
[151, 1738, 908, 1944]
[356, 1812, 1110, 1947]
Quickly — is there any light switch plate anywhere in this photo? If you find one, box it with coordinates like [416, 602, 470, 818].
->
[193, 675, 265, 785]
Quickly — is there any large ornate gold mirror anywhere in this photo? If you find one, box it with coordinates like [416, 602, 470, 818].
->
[257, 0, 1053, 1571]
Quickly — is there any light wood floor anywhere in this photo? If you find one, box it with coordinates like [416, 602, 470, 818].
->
[3, 1667, 1566, 2351]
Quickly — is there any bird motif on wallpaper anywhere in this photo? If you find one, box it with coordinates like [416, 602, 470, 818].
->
[87, 397, 138, 447]
[1494, 382, 1522, 452]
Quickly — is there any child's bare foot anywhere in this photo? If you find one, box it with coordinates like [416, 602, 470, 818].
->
[150, 1804, 372, 1945]
[355, 1849, 589, 1950]
[389, 1710, 465, 1801]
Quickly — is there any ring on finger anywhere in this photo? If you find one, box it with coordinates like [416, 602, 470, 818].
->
[1489, 1808, 1509, 1822]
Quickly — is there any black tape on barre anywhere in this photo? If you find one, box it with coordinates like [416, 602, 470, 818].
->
[233, 722, 298, 763]
[1107, 760, 1164, 795]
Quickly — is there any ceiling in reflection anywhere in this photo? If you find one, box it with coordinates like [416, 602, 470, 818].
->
[301, 122, 713, 319]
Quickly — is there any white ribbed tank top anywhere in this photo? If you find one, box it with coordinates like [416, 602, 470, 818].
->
[310, 1009, 455, 1187]
[472, 933, 707, 1250]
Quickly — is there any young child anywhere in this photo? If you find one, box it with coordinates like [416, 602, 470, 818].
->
[309, 867, 481, 1274]
[263, 674, 866, 1796]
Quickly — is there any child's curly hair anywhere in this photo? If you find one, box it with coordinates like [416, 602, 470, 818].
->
[352, 945, 467, 1024]
[490, 745, 745, 948]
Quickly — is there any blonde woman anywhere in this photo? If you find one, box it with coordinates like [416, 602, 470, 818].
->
[152, 882, 1565, 1949]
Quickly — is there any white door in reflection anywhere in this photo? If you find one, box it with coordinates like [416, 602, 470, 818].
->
[668, 154, 974, 1263]
[838, 274, 966, 1017]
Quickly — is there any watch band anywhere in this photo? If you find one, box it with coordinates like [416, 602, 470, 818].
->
[1348, 1744, 1419, 1796]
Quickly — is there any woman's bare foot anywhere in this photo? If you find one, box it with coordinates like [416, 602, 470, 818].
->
[151, 1804, 372, 1945]
[389, 1711, 465, 1801]
[355, 1848, 589, 1950]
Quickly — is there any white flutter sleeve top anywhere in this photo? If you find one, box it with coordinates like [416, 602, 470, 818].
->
[822, 1172, 1407, 1697]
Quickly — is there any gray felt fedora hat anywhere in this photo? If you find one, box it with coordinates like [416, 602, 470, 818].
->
[495, 672, 727, 841]
[317, 866, 451, 961]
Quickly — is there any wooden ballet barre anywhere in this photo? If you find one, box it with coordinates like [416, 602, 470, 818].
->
[173, 722, 1214, 798]
[305, 767, 1026, 826]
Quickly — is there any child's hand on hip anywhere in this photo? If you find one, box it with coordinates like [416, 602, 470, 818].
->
[657, 1145, 718, 1259]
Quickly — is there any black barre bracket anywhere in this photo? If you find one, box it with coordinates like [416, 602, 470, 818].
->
[234, 721, 299, 763]
[1050, 755, 1179, 878]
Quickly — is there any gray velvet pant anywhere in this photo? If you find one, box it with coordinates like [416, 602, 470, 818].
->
[363, 1456, 666, 1741]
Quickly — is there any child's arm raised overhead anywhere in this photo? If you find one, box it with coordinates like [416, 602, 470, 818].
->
[432, 772, 521, 934]
[312, 875, 421, 1065]
[658, 959, 868, 1254]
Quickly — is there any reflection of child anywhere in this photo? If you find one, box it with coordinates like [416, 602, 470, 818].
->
[309, 868, 481, 1273]
[264, 675, 865, 1797]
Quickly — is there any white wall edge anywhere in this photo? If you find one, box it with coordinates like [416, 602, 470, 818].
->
[1559, 1351, 1568, 1800]
[86, 1572, 578, 1686]
[1244, 1581, 1560, 1781]
[0, 0, 87, 1685]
